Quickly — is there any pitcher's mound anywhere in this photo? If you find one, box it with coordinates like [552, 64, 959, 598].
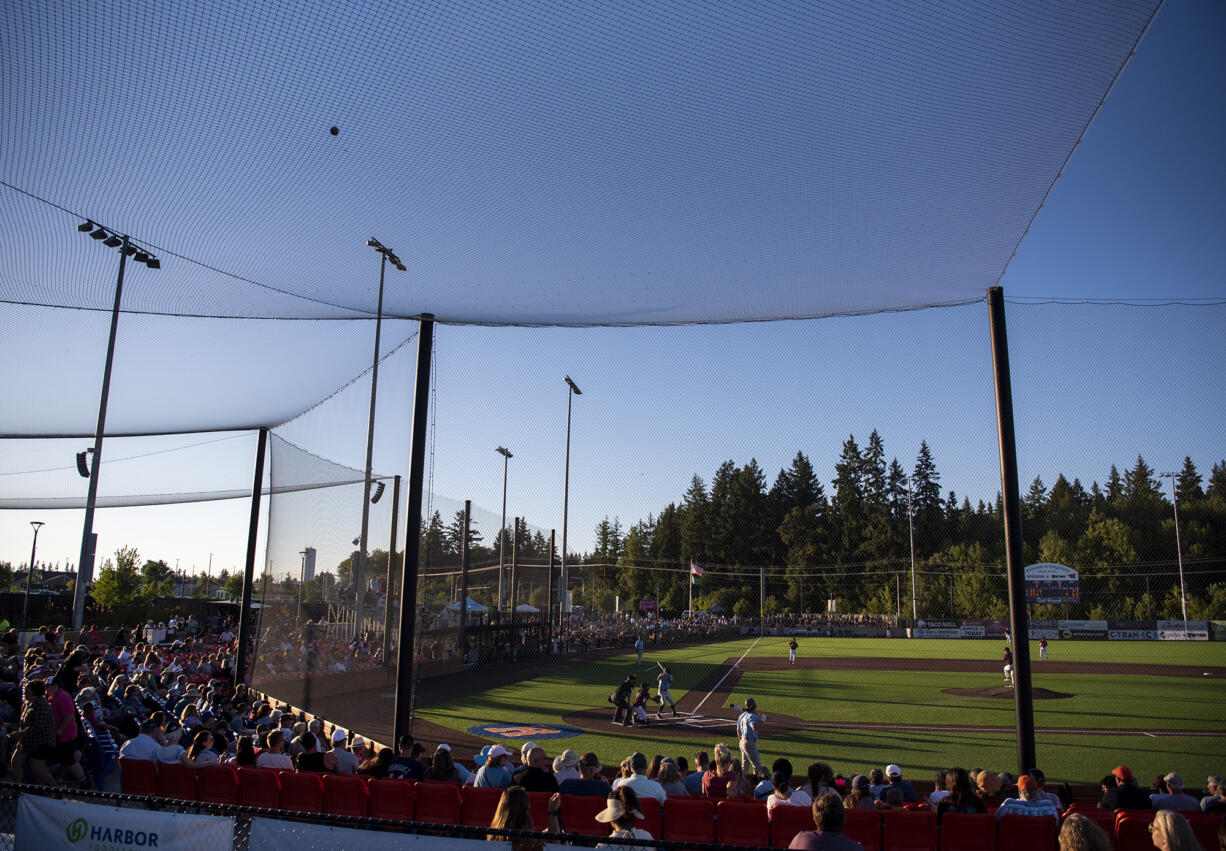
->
[944, 685, 1072, 700]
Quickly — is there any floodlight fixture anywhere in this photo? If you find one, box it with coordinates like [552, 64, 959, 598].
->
[134, 252, 149, 263]
[103, 234, 123, 248]
[144, 256, 161, 269]
[564, 375, 582, 395]
[78, 220, 94, 232]
[90, 227, 108, 240]
[122, 244, 137, 257]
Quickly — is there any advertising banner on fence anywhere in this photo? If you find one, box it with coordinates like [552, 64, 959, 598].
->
[1058, 619, 1108, 639]
[1109, 628, 1157, 640]
[16, 793, 233, 851]
[1157, 620, 1210, 641]
[249, 817, 494, 850]
[1025, 563, 1079, 604]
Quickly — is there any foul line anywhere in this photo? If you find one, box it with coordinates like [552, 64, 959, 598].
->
[691, 636, 761, 715]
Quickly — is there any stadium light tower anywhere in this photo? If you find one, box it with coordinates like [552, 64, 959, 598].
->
[560, 376, 582, 626]
[72, 221, 160, 630]
[1158, 471, 1189, 636]
[496, 447, 513, 613]
[354, 238, 406, 638]
[22, 521, 45, 632]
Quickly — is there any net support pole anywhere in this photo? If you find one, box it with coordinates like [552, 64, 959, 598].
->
[509, 519, 520, 644]
[235, 426, 268, 687]
[759, 565, 766, 636]
[987, 286, 1036, 773]
[546, 530, 556, 639]
[459, 501, 471, 666]
[394, 313, 434, 744]
[382, 475, 401, 667]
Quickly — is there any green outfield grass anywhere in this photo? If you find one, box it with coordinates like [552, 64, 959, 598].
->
[416, 636, 1225, 785]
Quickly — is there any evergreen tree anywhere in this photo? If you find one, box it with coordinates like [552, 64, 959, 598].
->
[1208, 461, 1226, 503]
[910, 441, 943, 555]
[829, 435, 864, 563]
[679, 475, 711, 563]
[1176, 456, 1203, 503]
[444, 509, 483, 557]
[1105, 465, 1123, 504]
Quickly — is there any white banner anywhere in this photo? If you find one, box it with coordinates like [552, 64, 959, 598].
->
[16, 794, 233, 851]
[1157, 620, 1209, 641]
[249, 817, 496, 851]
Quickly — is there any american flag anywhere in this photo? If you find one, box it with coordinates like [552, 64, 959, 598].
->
[690, 562, 704, 577]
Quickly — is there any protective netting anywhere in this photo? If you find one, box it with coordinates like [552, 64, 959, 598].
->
[2, 0, 1159, 326]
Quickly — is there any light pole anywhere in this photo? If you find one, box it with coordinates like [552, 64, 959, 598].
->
[22, 521, 44, 632]
[560, 376, 582, 627]
[906, 475, 917, 621]
[496, 447, 513, 614]
[1159, 472, 1189, 636]
[72, 221, 160, 629]
[355, 238, 406, 639]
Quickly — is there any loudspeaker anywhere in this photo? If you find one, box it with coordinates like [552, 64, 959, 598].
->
[76, 450, 92, 478]
[371, 481, 385, 503]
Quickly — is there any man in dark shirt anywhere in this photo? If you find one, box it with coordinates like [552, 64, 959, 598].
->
[788, 793, 865, 850]
[611, 675, 636, 727]
[1099, 765, 1151, 810]
[387, 734, 425, 780]
[558, 752, 612, 797]
[517, 745, 559, 793]
[877, 765, 918, 803]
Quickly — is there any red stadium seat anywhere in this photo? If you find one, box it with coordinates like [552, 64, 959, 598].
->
[1114, 812, 1159, 851]
[367, 778, 415, 822]
[844, 808, 884, 851]
[279, 772, 324, 813]
[155, 762, 198, 801]
[119, 758, 158, 797]
[560, 793, 610, 837]
[1188, 813, 1225, 851]
[635, 797, 662, 840]
[1063, 807, 1115, 834]
[461, 786, 505, 826]
[997, 813, 1058, 851]
[883, 809, 936, 851]
[938, 813, 996, 851]
[663, 797, 716, 843]
[414, 780, 463, 825]
[770, 802, 816, 848]
[322, 774, 370, 817]
[528, 791, 556, 831]
[196, 764, 239, 805]
[716, 799, 770, 847]
[236, 767, 281, 809]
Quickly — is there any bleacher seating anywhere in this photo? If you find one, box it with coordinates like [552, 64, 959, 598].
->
[106, 760, 1226, 851]
[715, 799, 770, 847]
[196, 764, 239, 805]
[664, 797, 716, 844]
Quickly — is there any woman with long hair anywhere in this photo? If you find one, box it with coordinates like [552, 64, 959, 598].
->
[1058, 813, 1114, 851]
[646, 754, 663, 780]
[358, 747, 393, 778]
[701, 743, 738, 798]
[187, 730, 218, 765]
[937, 767, 987, 819]
[487, 786, 561, 851]
[230, 736, 256, 767]
[805, 762, 841, 800]
[427, 746, 462, 782]
[1149, 810, 1205, 851]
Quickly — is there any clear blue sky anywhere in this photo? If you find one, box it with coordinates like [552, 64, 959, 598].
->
[2, 0, 1224, 579]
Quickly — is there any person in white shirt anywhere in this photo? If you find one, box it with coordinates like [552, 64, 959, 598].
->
[610, 751, 666, 806]
[255, 730, 293, 770]
[154, 726, 192, 767]
[330, 729, 359, 774]
[767, 770, 813, 817]
[118, 719, 163, 761]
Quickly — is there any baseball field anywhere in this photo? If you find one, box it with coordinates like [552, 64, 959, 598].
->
[409, 636, 1226, 786]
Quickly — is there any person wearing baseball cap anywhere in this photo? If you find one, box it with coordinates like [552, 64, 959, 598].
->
[1100, 765, 1150, 810]
[559, 752, 611, 797]
[878, 764, 918, 803]
[1151, 772, 1201, 812]
[331, 729, 359, 774]
[994, 775, 1060, 823]
[473, 744, 513, 789]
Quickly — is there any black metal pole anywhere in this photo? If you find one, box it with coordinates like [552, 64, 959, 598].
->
[235, 426, 269, 686]
[393, 314, 434, 745]
[987, 286, 1036, 773]
[459, 500, 471, 667]
[74, 238, 130, 629]
[382, 475, 401, 667]
[356, 252, 388, 639]
[22, 523, 43, 633]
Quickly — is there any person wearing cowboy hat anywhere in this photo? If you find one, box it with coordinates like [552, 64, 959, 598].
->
[595, 786, 653, 848]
